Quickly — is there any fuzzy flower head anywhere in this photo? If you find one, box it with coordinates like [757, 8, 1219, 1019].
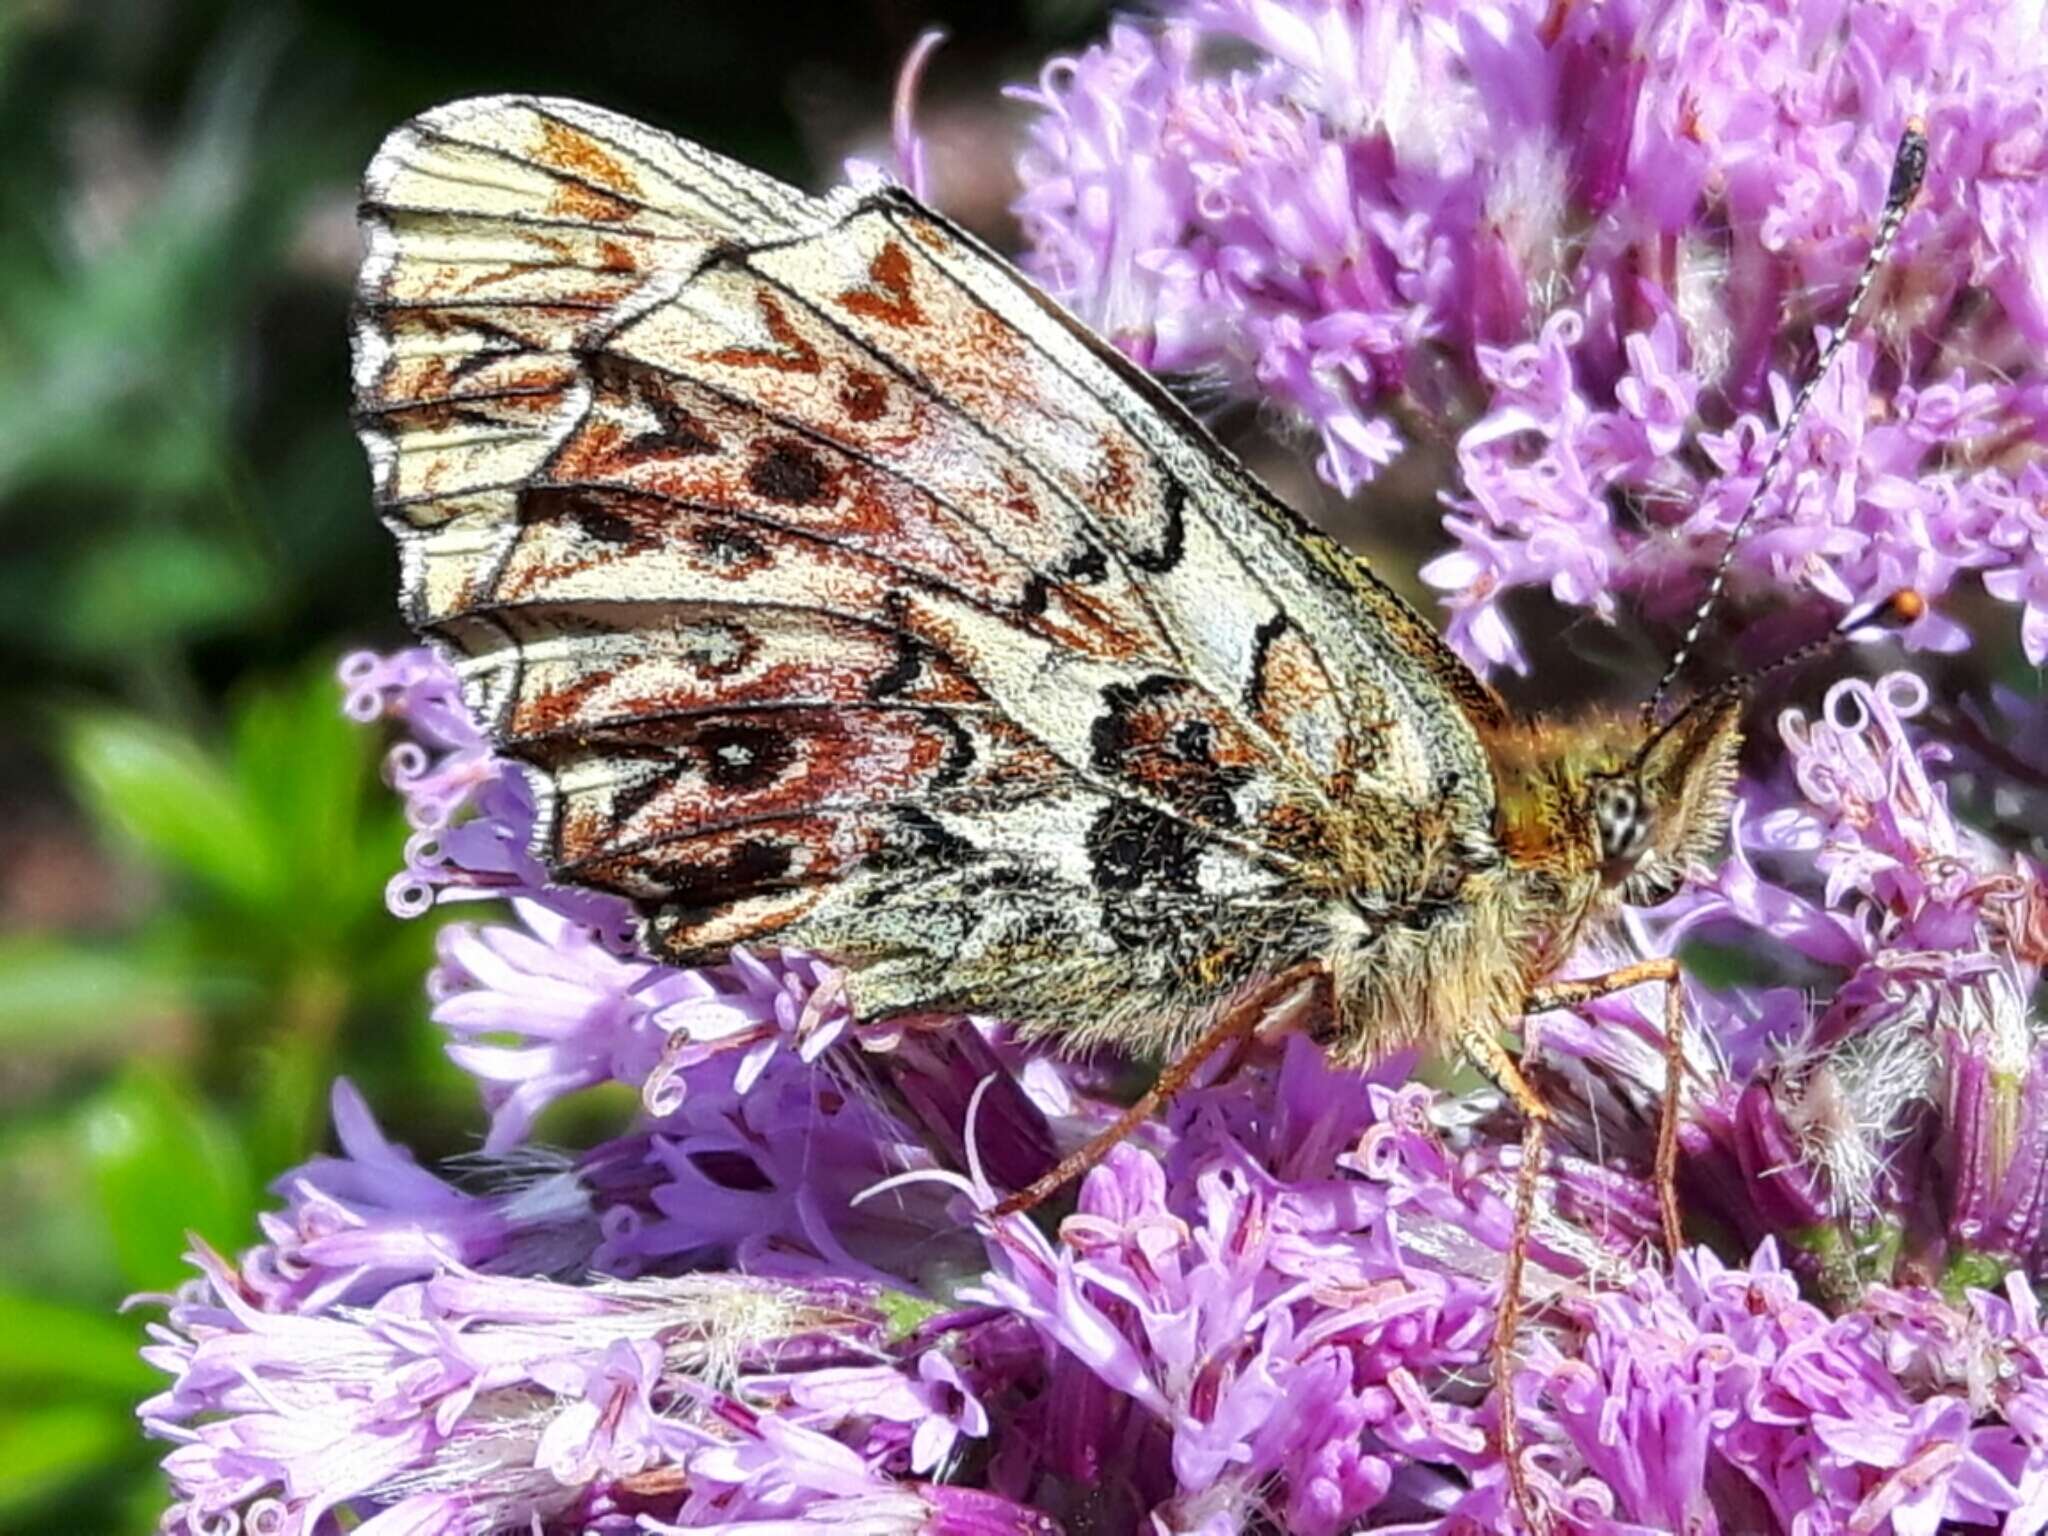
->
[138, 1241, 1021, 1536]
[1671, 672, 2048, 1292]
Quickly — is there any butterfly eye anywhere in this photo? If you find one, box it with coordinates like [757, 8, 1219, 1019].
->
[1592, 779, 1652, 869]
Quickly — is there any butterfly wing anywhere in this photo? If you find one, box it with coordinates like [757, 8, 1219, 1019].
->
[354, 95, 1503, 1037]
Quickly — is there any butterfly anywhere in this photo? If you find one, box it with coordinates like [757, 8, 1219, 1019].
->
[352, 94, 1923, 1524]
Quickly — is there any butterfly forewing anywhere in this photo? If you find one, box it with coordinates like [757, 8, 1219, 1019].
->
[353, 95, 1501, 1033]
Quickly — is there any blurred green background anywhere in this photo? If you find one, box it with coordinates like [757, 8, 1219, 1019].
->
[0, 2, 1105, 1529]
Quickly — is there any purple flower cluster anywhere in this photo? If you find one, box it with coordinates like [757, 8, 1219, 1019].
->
[1012, 0, 2048, 674]
[136, 4, 2048, 1532]
[137, 644, 2048, 1534]
[1668, 673, 2048, 1294]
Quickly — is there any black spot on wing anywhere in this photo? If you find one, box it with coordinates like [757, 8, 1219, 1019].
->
[696, 720, 798, 789]
[1018, 539, 1111, 618]
[522, 486, 641, 546]
[609, 763, 678, 828]
[1245, 612, 1288, 711]
[655, 837, 797, 924]
[872, 805, 979, 870]
[1088, 674, 1182, 773]
[922, 708, 978, 790]
[1089, 674, 1249, 828]
[747, 438, 832, 504]
[1061, 541, 1110, 585]
[1128, 480, 1187, 574]
[621, 370, 721, 459]
[680, 618, 760, 679]
[866, 629, 924, 700]
[693, 526, 770, 571]
[1086, 796, 1200, 898]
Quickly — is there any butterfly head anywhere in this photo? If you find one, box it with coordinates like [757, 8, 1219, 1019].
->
[1483, 687, 1742, 920]
[1582, 689, 1744, 907]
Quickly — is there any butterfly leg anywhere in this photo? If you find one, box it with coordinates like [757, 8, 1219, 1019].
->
[1472, 960, 1688, 1531]
[989, 962, 1322, 1219]
[1524, 956, 1685, 1258]
[1459, 1026, 1552, 1534]
[1211, 960, 1327, 1084]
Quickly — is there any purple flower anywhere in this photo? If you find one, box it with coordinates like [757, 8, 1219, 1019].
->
[1009, 25, 1203, 376]
[1667, 674, 2048, 1292]
[1013, 1, 2048, 673]
[961, 1058, 1525, 1536]
[430, 899, 689, 1150]
[781, 1351, 991, 1475]
[640, 945, 853, 1107]
[238, 1078, 607, 1313]
[155, 644, 2048, 1531]
[1514, 1244, 2045, 1535]
[139, 1239, 937, 1535]
[339, 648, 631, 931]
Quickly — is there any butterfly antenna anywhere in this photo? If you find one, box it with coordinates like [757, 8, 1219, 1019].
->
[1723, 587, 1925, 699]
[1643, 117, 1929, 723]
[1635, 587, 1926, 767]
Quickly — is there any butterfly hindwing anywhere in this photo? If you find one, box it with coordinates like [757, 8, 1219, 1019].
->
[354, 95, 1503, 1035]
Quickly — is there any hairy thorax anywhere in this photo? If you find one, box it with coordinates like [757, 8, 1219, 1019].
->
[1313, 709, 1657, 1064]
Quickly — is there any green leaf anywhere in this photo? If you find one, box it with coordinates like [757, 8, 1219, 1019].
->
[229, 666, 376, 940]
[244, 989, 348, 1174]
[78, 1068, 256, 1293]
[0, 1403, 134, 1518]
[0, 1291, 156, 1396]
[0, 938, 176, 1049]
[61, 710, 280, 906]
[877, 1288, 947, 1341]
[56, 528, 269, 657]
[120, 1469, 175, 1536]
